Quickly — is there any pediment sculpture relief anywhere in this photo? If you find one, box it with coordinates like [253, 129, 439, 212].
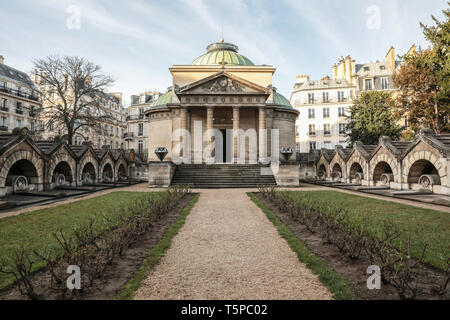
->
[201, 76, 244, 93]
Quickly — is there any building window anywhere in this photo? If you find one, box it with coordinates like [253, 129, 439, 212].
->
[323, 108, 330, 119]
[339, 123, 346, 134]
[308, 93, 315, 104]
[381, 77, 389, 90]
[365, 79, 373, 91]
[1, 99, 7, 110]
[16, 102, 23, 113]
[324, 141, 332, 149]
[15, 119, 22, 128]
[338, 91, 345, 102]
[309, 142, 316, 151]
[75, 136, 82, 146]
[308, 125, 316, 136]
[1, 116, 7, 128]
[138, 140, 144, 154]
[322, 92, 329, 102]
[138, 123, 144, 136]
[308, 108, 315, 119]
[324, 124, 331, 135]
[296, 143, 301, 153]
[338, 107, 346, 117]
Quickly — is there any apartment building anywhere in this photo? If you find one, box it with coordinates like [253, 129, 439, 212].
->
[0, 56, 42, 136]
[291, 75, 356, 152]
[125, 91, 161, 159]
[37, 80, 127, 149]
[292, 45, 416, 152]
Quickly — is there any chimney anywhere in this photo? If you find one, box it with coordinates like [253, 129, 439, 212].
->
[0, 55, 4, 64]
[295, 75, 310, 87]
[385, 46, 396, 71]
[406, 44, 417, 57]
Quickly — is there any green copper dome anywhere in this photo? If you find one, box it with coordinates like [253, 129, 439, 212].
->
[152, 89, 173, 109]
[192, 42, 254, 66]
[273, 90, 293, 109]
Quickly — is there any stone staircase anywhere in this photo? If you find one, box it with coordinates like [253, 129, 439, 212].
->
[171, 164, 277, 188]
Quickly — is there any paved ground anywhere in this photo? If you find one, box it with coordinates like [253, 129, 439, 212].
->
[134, 189, 333, 300]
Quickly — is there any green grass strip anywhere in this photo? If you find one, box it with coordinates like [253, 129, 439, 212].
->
[247, 192, 358, 300]
[116, 193, 200, 300]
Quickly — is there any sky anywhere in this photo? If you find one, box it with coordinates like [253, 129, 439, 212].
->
[0, 0, 448, 107]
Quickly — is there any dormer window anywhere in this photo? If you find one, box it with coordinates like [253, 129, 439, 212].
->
[364, 66, 370, 71]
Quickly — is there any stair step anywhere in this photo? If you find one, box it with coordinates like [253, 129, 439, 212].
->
[171, 164, 276, 188]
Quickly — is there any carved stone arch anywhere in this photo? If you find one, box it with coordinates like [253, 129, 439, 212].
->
[369, 149, 399, 183]
[0, 149, 45, 188]
[346, 151, 367, 182]
[78, 154, 99, 183]
[330, 155, 347, 180]
[100, 156, 115, 182]
[46, 152, 76, 185]
[115, 158, 128, 181]
[316, 157, 330, 179]
[403, 150, 446, 184]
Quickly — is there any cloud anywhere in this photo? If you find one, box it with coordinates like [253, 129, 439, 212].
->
[37, 0, 192, 56]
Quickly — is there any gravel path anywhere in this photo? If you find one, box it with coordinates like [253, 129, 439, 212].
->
[134, 189, 333, 300]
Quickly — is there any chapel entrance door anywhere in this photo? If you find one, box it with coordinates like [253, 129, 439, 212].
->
[215, 129, 232, 163]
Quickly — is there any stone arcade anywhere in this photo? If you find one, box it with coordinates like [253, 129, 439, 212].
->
[308, 129, 450, 196]
[0, 131, 135, 197]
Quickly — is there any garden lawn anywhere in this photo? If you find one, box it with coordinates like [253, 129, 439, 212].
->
[282, 191, 450, 271]
[0, 192, 164, 290]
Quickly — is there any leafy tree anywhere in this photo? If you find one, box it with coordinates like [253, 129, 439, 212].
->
[346, 91, 403, 145]
[392, 3, 449, 134]
[33, 56, 115, 144]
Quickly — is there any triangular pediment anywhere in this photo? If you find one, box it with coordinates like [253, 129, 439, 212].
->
[177, 71, 269, 95]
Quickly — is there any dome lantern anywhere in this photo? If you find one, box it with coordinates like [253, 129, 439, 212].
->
[192, 41, 254, 66]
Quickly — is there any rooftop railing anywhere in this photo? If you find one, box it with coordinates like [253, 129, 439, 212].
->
[0, 86, 39, 102]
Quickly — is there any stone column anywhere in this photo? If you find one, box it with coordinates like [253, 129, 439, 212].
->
[180, 108, 187, 158]
[206, 106, 215, 163]
[259, 107, 267, 163]
[233, 106, 240, 163]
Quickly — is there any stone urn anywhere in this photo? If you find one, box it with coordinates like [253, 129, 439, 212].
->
[155, 147, 168, 162]
[280, 147, 293, 162]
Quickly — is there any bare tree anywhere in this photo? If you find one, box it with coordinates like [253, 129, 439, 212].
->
[33, 56, 115, 144]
